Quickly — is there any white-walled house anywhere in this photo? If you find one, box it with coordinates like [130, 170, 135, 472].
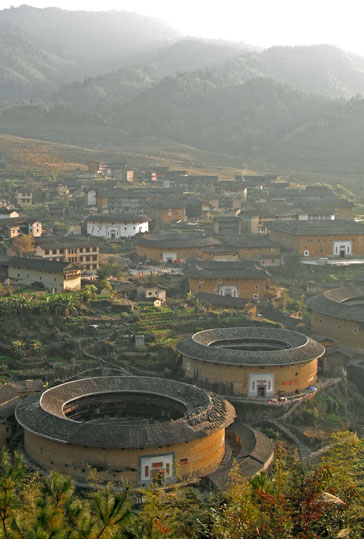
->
[86, 214, 150, 239]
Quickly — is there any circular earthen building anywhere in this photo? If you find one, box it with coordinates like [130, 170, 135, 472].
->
[16, 376, 235, 485]
[306, 286, 364, 350]
[176, 327, 325, 397]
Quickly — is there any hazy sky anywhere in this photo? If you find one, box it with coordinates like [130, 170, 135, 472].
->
[2, 0, 364, 56]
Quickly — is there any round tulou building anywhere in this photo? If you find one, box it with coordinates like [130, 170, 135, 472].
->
[15, 376, 235, 486]
[176, 327, 325, 398]
[306, 286, 364, 350]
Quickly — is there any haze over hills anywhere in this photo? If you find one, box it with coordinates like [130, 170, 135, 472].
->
[53, 39, 250, 110]
[2, 6, 364, 177]
[0, 4, 180, 100]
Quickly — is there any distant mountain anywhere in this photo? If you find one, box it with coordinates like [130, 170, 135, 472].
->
[53, 39, 249, 110]
[0, 5, 180, 100]
[53, 44, 364, 112]
[218, 45, 364, 99]
[112, 75, 334, 157]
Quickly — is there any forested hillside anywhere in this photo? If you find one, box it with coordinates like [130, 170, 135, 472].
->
[53, 39, 247, 110]
[0, 5, 180, 100]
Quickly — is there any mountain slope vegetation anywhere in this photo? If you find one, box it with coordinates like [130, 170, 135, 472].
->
[0, 5, 180, 100]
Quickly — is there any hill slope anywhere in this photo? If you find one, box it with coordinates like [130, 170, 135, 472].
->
[219, 45, 364, 99]
[53, 39, 248, 110]
[0, 5, 180, 100]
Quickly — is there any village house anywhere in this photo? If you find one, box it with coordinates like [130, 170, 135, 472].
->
[86, 213, 150, 239]
[0, 218, 42, 239]
[200, 193, 219, 211]
[169, 174, 218, 191]
[0, 208, 19, 219]
[0, 196, 9, 208]
[136, 282, 167, 302]
[199, 244, 239, 262]
[48, 203, 66, 220]
[87, 187, 148, 213]
[136, 234, 220, 263]
[100, 162, 134, 182]
[293, 197, 355, 220]
[213, 215, 244, 235]
[268, 220, 364, 257]
[240, 205, 335, 234]
[147, 198, 187, 223]
[35, 237, 99, 272]
[225, 234, 281, 264]
[16, 192, 32, 207]
[7, 257, 81, 292]
[185, 258, 270, 300]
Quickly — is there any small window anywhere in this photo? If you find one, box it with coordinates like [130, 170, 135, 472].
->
[353, 328, 359, 334]
[304, 250, 309, 256]
[359, 237, 363, 242]
[253, 293, 258, 299]
[217, 279, 222, 283]
[186, 362, 191, 370]
[199, 279, 204, 283]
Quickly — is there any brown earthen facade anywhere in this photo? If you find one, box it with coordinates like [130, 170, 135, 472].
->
[24, 428, 226, 485]
[311, 311, 364, 350]
[269, 230, 364, 257]
[181, 356, 318, 397]
[187, 276, 268, 300]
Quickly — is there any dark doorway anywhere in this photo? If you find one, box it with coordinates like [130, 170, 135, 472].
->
[340, 249, 345, 258]
[257, 385, 266, 397]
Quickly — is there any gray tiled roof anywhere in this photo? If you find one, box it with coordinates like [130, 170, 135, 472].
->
[268, 220, 364, 235]
[8, 257, 78, 273]
[136, 234, 220, 249]
[87, 213, 150, 223]
[176, 327, 325, 366]
[306, 286, 364, 323]
[225, 235, 280, 248]
[185, 259, 269, 279]
[16, 377, 235, 448]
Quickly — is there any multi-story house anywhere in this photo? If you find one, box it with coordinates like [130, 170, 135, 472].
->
[35, 237, 99, 272]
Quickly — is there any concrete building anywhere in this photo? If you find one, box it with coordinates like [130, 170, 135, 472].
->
[176, 327, 325, 398]
[306, 286, 364, 351]
[86, 213, 150, 239]
[268, 220, 364, 258]
[185, 259, 270, 301]
[16, 376, 235, 486]
[7, 257, 81, 292]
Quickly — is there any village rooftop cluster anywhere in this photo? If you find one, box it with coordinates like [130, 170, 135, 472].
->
[0, 159, 364, 487]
